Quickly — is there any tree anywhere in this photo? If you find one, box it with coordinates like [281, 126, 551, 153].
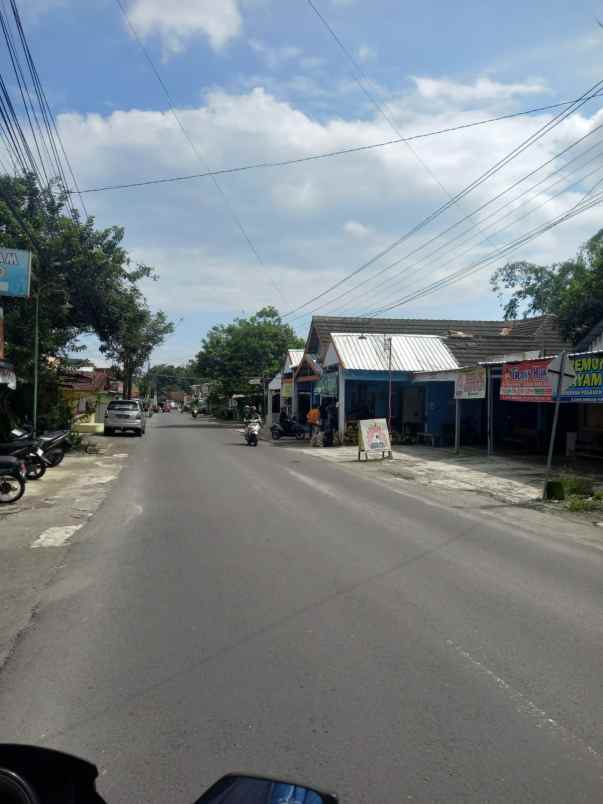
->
[0, 173, 173, 415]
[138, 363, 199, 399]
[100, 289, 174, 398]
[195, 307, 304, 399]
[491, 228, 603, 344]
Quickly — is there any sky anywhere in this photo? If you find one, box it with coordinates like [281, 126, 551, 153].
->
[15, 0, 603, 364]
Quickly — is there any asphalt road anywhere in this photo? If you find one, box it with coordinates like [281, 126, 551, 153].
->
[0, 415, 602, 803]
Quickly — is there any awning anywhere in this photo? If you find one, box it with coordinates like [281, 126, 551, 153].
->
[268, 373, 281, 392]
[0, 360, 16, 390]
[331, 333, 458, 373]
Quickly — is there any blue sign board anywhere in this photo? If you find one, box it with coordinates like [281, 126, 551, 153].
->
[0, 248, 32, 297]
[561, 354, 603, 403]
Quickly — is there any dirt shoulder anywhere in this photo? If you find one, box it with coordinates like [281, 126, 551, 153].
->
[0, 434, 140, 669]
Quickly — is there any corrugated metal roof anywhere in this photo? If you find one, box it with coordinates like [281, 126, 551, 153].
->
[268, 373, 281, 391]
[288, 349, 304, 369]
[331, 333, 459, 373]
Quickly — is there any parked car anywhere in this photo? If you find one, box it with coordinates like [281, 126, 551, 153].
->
[104, 399, 146, 437]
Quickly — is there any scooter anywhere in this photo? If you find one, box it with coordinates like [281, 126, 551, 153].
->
[244, 419, 262, 446]
[0, 456, 27, 504]
[0, 439, 46, 480]
[0, 744, 338, 802]
[9, 426, 71, 467]
[271, 418, 306, 440]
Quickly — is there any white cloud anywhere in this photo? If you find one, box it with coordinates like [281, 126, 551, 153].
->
[249, 40, 303, 69]
[127, 0, 243, 55]
[344, 220, 372, 238]
[50, 78, 603, 352]
[413, 76, 549, 103]
[357, 44, 376, 64]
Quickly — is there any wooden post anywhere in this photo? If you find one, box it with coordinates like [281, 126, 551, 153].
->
[454, 397, 461, 454]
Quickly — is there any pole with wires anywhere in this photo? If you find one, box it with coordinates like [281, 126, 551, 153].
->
[32, 289, 39, 437]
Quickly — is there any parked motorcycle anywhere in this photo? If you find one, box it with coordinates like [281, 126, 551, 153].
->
[0, 456, 27, 504]
[244, 419, 262, 446]
[271, 417, 306, 440]
[9, 427, 71, 467]
[0, 744, 338, 803]
[0, 440, 46, 480]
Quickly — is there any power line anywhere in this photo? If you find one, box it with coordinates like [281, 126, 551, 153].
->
[281, 77, 603, 319]
[113, 0, 285, 305]
[313, 121, 603, 317]
[304, 0, 505, 263]
[68, 93, 603, 195]
[365, 184, 603, 316]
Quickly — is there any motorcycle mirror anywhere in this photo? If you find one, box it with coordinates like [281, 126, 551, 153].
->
[195, 774, 338, 804]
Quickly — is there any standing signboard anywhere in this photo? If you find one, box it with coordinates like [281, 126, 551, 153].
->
[0, 248, 32, 298]
[281, 378, 293, 400]
[500, 359, 552, 401]
[358, 418, 392, 461]
[454, 367, 486, 399]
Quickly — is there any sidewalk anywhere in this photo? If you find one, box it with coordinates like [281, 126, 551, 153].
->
[0, 433, 137, 669]
[278, 440, 603, 517]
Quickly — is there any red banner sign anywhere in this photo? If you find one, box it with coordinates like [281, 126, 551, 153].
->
[500, 359, 553, 402]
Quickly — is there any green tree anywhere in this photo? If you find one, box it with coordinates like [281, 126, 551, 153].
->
[0, 173, 173, 415]
[491, 228, 603, 344]
[195, 306, 304, 399]
[99, 289, 174, 398]
[139, 362, 200, 399]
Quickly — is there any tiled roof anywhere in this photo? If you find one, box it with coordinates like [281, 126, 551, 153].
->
[307, 314, 571, 367]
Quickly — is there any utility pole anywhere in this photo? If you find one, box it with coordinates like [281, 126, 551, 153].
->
[32, 291, 40, 437]
[385, 335, 393, 432]
[542, 351, 567, 499]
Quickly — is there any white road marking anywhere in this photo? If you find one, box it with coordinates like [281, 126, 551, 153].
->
[447, 639, 602, 763]
[285, 468, 339, 500]
[31, 525, 82, 548]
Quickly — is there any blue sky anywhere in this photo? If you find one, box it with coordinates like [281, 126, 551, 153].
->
[18, 0, 603, 363]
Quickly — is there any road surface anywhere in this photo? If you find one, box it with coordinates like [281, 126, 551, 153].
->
[0, 416, 602, 803]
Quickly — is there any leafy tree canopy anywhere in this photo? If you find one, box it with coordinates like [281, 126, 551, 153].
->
[0, 173, 172, 415]
[195, 307, 304, 398]
[491, 228, 603, 344]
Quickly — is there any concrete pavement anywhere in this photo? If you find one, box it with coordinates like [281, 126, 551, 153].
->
[0, 414, 601, 803]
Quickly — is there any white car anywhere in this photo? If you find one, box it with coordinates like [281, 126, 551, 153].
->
[104, 399, 146, 437]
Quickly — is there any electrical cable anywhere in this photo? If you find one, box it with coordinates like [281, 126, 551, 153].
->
[280, 77, 603, 319]
[317, 122, 603, 317]
[69, 92, 603, 195]
[366, 183, 603, 316]
[113, 0, 285, 305]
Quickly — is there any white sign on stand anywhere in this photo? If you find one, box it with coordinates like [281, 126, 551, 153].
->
[358, 418, 392, 461]
[546, 354, 576, 396]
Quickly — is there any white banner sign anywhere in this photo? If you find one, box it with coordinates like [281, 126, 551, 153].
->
[358, 418, 391, 453]
[454, 367, 486, 399]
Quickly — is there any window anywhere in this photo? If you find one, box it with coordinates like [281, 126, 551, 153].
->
[108, 401, 138, 411]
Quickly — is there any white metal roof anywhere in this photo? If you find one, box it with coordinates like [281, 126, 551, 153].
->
[331, 332, 459, 373]
[288, 349, 304, 368]
[268, 373, 282, 391]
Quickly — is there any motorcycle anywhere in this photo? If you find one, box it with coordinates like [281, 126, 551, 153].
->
[271, 418, 306, 441]
[9, 426, 71, 467]
[0, 439, 46, 480]
[0, 456, 27, 504]
[244, 419, 262, 446]
[191, 408, 198, 419]
[0, 744, 338, 803]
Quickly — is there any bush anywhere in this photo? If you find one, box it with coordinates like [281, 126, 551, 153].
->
[566, 495, 598, 512]
[560, 474, 593, 497]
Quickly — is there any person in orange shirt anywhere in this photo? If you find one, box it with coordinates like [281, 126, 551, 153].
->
[307, 406, 321, 445]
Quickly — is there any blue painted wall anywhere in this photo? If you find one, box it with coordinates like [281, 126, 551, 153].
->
[424, 382, 455, 440]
